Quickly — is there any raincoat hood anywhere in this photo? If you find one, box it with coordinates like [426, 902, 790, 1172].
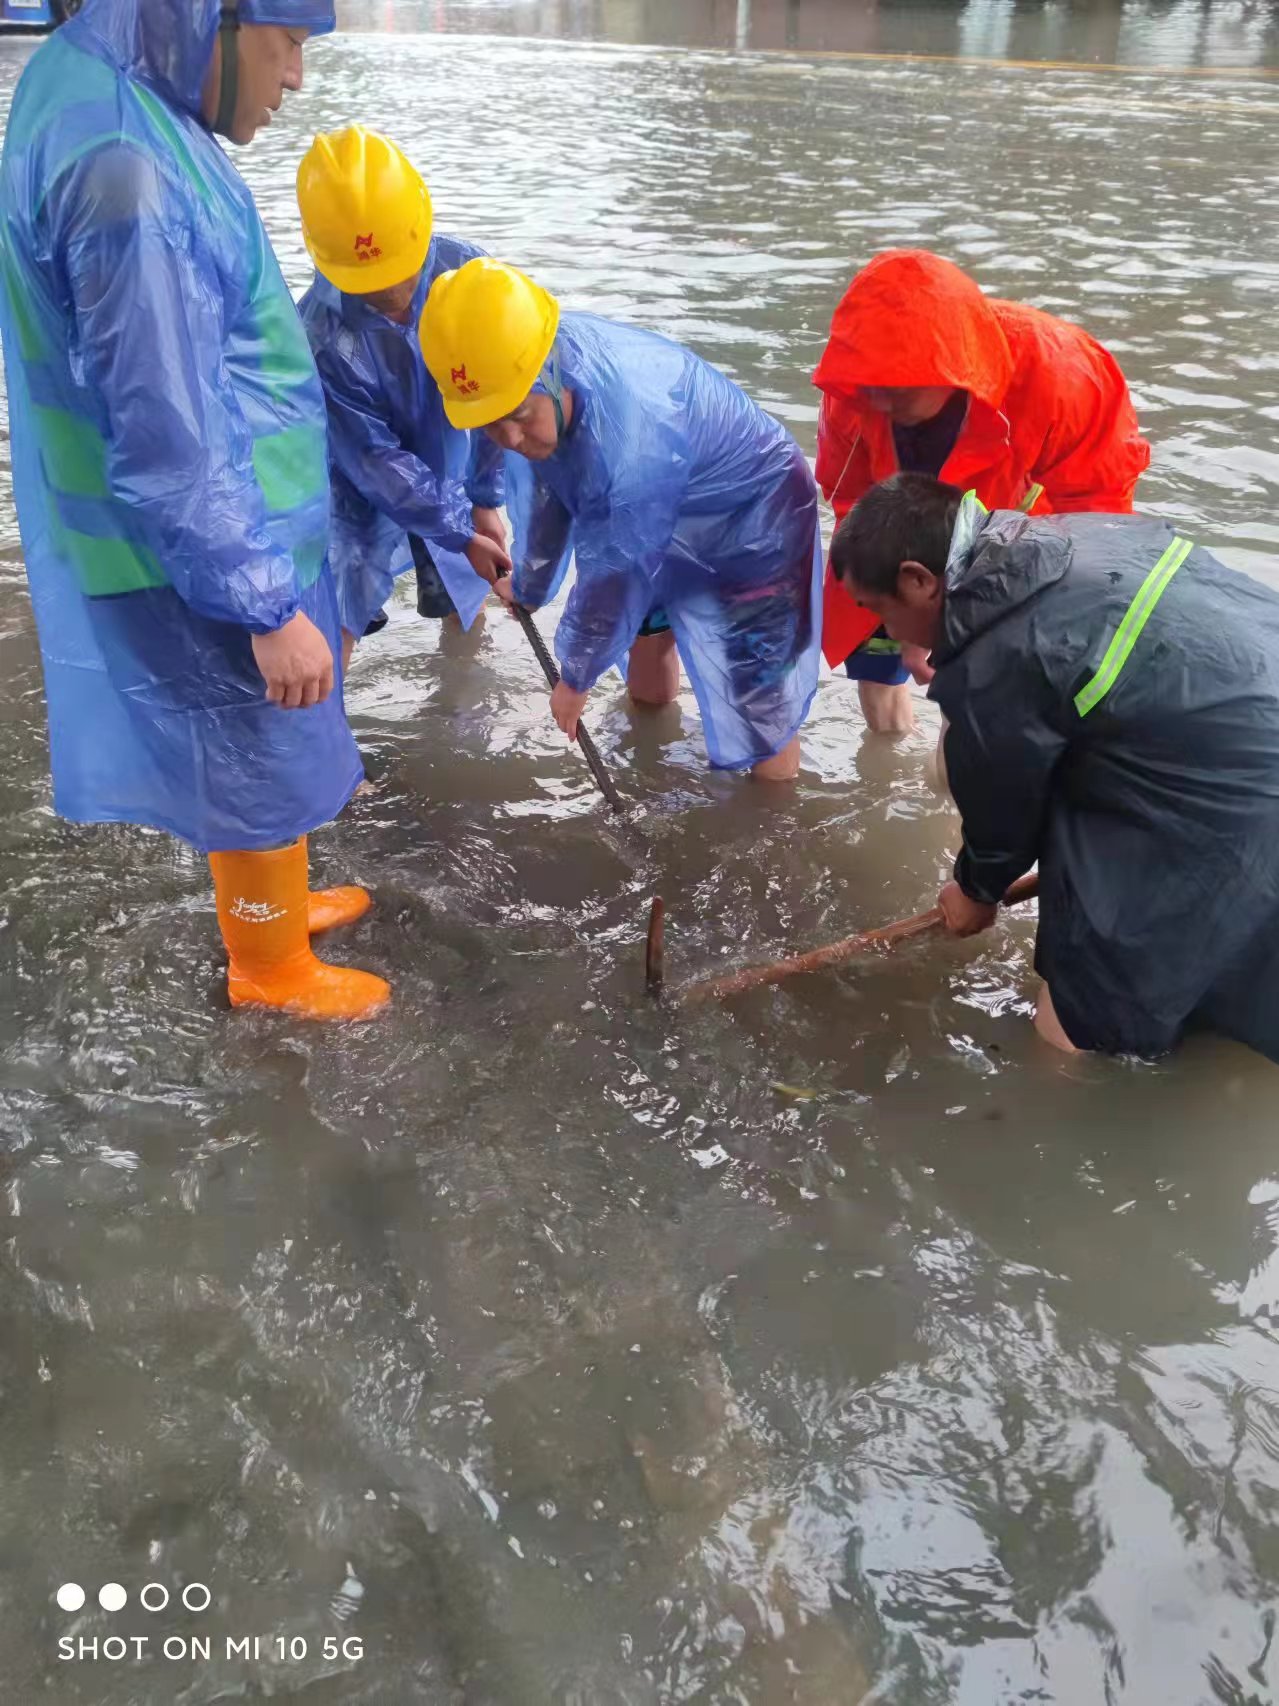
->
[936, 499, 1071, 660]
[812, 250, 1015, 408]
[69, 0, 335, 120]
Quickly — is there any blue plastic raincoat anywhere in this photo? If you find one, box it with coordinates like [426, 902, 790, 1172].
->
[299, 236, 503, 638]
[0, 0, 361, 853]
[506, 315, 823, 770]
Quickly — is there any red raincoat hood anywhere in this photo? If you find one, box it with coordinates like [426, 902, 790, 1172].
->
[812, 250, 1015, 409]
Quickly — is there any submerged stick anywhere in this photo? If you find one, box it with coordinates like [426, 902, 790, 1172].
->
[508, 598, 626, 815]
[677, 871, 1040, 1005]
[645, 896, 665, 996]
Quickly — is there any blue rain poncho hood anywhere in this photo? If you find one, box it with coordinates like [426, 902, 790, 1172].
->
[69, 0, 336, 122]
[504, 313, 823, 771]
[931, 506, 1279, 1061]
[0, 0, 359, 852]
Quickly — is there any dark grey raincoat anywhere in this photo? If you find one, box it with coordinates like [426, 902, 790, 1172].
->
[931, 499, 1279, 1060]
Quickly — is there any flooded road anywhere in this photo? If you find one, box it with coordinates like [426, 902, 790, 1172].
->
[3, 3, 1279, 1701]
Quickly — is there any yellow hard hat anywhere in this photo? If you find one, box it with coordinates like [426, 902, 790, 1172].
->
[297, 125, 433, 295]
[420, 258, 560, 430]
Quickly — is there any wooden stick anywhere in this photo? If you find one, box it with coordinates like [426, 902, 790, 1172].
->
[645, 896, 665, 996]
[676, 871, 1040, 1005]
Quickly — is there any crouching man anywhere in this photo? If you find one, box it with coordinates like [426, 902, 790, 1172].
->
[832, 473, 1279, 1061]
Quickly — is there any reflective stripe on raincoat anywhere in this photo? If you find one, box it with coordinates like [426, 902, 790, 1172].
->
[505, 313, 823, 771]
[814, 249, 1151, 666]
[933, 500, 1279, 1061]
[299, 233, 504, 637]
[0, 0, 360, 852]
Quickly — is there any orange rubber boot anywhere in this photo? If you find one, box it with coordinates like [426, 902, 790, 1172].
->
[209, 842, 390, 1020]
[298, 835, 373, 934]
[308, 886, 372, 933]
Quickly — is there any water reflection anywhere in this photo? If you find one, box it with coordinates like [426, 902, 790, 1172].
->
[3, 7, 1279, 1704]
[334, 0, 1279, 71]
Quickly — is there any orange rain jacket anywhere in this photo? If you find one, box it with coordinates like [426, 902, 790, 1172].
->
[813, 250, 1151, 666]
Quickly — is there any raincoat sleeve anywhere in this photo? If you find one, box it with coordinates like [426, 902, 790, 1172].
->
[464, 430, 504, 511]
[1030, 336, 1150, 513]
[556, 561, 654, 693]
[327, 467, 405, 638]
[314, 342, 475, 554]
[555, 490, 678, 692]
[938, 655, 1069, 904]
[57, 147, 300, 632]
[509, 469, 574, 612]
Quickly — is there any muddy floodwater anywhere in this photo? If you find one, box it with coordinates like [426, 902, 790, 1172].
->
[3, 3, 1279, 1701]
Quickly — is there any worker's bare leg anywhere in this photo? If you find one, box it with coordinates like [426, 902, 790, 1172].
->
[751, 735, 801, 782]
[925, 717, 951, 796]
[859, 679, 914, 735]
[341, 629, 356, 675]
[1035, 983, 1080, 1053]
[628, 630, 680, 706]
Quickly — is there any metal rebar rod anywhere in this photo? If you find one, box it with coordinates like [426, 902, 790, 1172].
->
[510, 599, 626, 814]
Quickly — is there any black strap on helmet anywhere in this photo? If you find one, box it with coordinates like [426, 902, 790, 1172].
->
[214, 1, 241, 139]
[539, 347, 565, 443]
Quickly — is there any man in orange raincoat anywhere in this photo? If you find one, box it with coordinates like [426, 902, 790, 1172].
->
[815, 250, 1151, 732]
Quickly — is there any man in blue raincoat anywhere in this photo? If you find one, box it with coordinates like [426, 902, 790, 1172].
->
[420, 259, 824, 780]
[295, 127, 510, 668]
[832, 473, 1279, 1063]
[0, 0, 389, 1019]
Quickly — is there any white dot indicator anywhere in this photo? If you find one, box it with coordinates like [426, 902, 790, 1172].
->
[99, 1583, 127, 1612]
[182, 1582, 211, 1613]
[56, 1584, 85, 1612]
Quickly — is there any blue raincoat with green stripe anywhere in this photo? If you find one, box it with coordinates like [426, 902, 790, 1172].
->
[0, 0, 361, 851]
[933, 499, 1279, 1061]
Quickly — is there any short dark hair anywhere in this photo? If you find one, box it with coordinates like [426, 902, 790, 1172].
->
[830, 473, 964, 596]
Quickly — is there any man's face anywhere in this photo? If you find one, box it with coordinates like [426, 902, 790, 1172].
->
[847, 563, 944, 652]
[858, 385, 956, 427]
[482, 393, 560, 461]
[359, 274, 420, 324]
[212, 24, 308, 147]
